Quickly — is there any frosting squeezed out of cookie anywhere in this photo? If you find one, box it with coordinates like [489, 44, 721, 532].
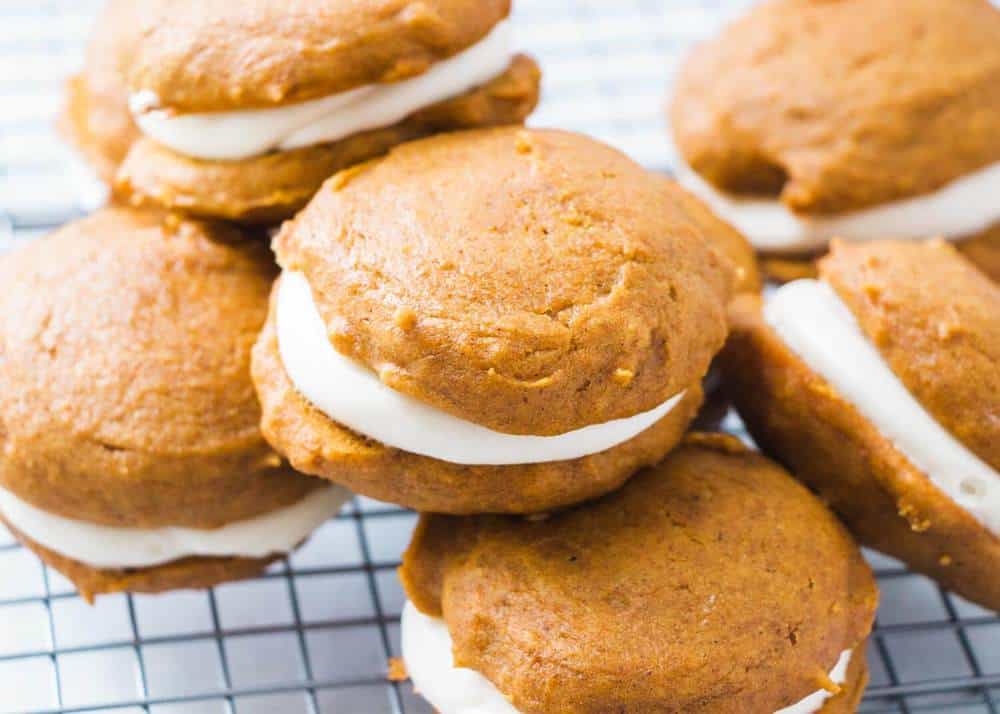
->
[275, 271, 685, 466]
[675, 160, 1000, 253]
[128, 21, 514, 161]
[401, 601, 853, 714]
[765, 279, 1000, 536]
[0, 484, 350, 569]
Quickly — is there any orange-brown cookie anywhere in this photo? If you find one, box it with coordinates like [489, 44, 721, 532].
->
[273, 128, 733, 434]
[0, 207, 347, 596]
[668, 0, 1000, 276]
[106, 0, 540, 223]
[722, 240, 1000, 610]
[671, 0, 1000, 214]
[57, 0, 140, 182]
[124, 0, 512, 112]
[660, 175, 761, 293]
[252, 128, 734, 514]
[399, 434, 878, 713]
[116, 55, 541, 223]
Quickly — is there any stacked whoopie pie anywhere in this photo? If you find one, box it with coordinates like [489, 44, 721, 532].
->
[62, 0, 541, 223]
[669, 0, 1000, 282]
[0, 208, 350, 601]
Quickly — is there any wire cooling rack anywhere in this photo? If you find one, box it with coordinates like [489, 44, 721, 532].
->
[1, 2, 998, 713]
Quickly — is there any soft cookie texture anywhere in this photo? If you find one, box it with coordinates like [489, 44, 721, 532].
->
[660, 176, 761, 293]
[57, 0, 140, 181]
[670, 0, 1000, 214]
[117, 55, 541, 223]
[822, 241, 999, 468]
[401, 434, 878, 713]
[272, 128, 734, 435]
[0, 208, 319, 531]
[123, 0, 512, 112]
[722, 241, 1000, 610]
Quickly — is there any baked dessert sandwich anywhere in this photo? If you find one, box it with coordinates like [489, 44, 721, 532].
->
[669, 0, 1000, 281]
[723, 239, 1000, 611]
[110, 0, 541, 223]
[252, 127, 736, 514]
[400, 433, 878, 713]
[0, 207, 349, 601]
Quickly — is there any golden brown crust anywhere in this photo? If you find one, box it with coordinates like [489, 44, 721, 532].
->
[659, 177, 761, 293]
[276, 128, 733, 434]
[820, 239, 1000, 470]
[116, 55, 540, 224]
[5, 519, 278, 603]
[721, 295, 1000, 611]
[0, 207, 321, 529]
[56, 1, 140, 182]
[958, 222, 1000, 283]
[125, 0, 510, 112]
[400, 434, 877, 713]
[670, 0, 1000, 214]
[251, 294, 703, 514]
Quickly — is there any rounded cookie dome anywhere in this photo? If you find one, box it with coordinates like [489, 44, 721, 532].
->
[0, 207, 316, 529]
[275, 127, 734, 435]
[401, 434, 877, 713]
[125, 0, 512, 112]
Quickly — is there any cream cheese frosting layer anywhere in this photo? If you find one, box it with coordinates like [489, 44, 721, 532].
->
[129, 20, 514, 161]
[275, 271, 685, 466]
[675, 160, 1000, 252]
[0, 484, 351, 569]
[765, 279, 1000, 537]
[401, 601, 852, 714]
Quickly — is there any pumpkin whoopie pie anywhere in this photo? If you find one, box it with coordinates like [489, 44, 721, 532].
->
[251, 127, 735, 514]
[723, 239, 1000, 611]
[107, 0, 540, 223]
[0, 207, 349, 601]
[668, 0, 1000, 281]
[399, 433, 878, 713]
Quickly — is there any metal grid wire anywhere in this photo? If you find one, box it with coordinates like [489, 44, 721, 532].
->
[0, 2, 998, 713]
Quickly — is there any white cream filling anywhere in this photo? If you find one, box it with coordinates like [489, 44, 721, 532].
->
[0, 484, 351, 570]
[275, 271, 684, 466]
[128, 20, 514, 161]
[675, 160, 1000, 252]
[402, 601, 851, 714]
[774, 649, 853, 714]
[765, 280, 1000, 537]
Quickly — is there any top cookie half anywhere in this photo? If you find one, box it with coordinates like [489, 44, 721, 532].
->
[273, 127, 735, 435]
[122, 0, 511, 112]
[670, 0, 1000, 215]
